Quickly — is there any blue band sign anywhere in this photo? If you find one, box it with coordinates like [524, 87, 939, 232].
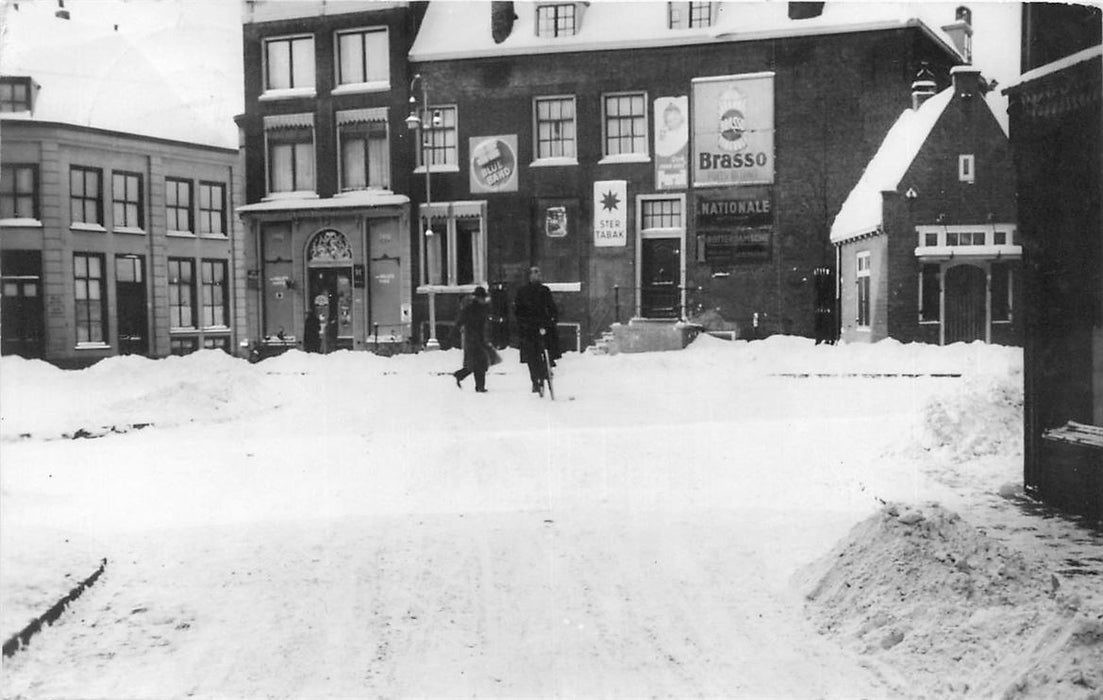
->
[469, 135, 518, 193]
[692, 72, 775, 187]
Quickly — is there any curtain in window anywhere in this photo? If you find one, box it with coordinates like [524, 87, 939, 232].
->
[267, 41, 291, 90]
[342, 138, 366, 190]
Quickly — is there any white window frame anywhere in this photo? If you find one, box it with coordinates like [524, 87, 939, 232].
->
[417, 201, 487, 292]
[636, 194, 687, 319]
[958, 154, 975, 183]
[532, 95, 578, 166]
[333, 26, 390, 93]
[856, 251, 871, 330]
[337, 108, 391, 191]
[262, 34, 316, 99]
[263, 114, 317, 198]
[601, 91, 650, 162]
[668, 2, 718, 29]
[414, 105, 459, 173]
[535, 3, 578, 37]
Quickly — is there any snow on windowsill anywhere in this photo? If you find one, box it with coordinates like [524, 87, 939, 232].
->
[70, 222, 106, 233]
[262, 191, 320, 202]
[530, 157, 579, 168]
[200, 233, 229, 240]
[598, 154, 651, 165]
[546, 282, 582, 292]
[913, 244, 1023, 258]
[74, 343, 111, 351]
[113, 226, 146, 236]
[331, 81, 390, 96]
[0, 218, 43, 228]
[412, 165, 460, 175]
[258, 87, 317, 102]
[167, 230, 196, 238]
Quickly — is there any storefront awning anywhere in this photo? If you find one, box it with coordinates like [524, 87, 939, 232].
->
[336, 107, 388, 126]
[262, 113, 314, 130]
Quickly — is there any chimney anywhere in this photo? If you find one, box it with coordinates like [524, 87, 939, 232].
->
[941, 5, 973, 63]
[788, 2, 825, 20]
[55, 0, 69, 20]
[911, 66, 937, 109]
[491, 1, 516, 44]
[950, 65, 984, 99]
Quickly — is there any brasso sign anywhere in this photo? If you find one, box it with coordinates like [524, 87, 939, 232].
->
[692, 72, 775, 187]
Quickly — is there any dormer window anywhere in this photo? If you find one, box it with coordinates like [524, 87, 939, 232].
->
[0, 77, 32, 113]
[536, 4, 578, 37]
[669, 2, 716, 29]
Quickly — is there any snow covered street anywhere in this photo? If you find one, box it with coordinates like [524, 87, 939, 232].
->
[2, 337, 1100, 698]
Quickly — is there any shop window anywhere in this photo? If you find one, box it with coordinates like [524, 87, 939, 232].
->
[1, 164, 38, 220]
[112, 172, 143, 230]
[536, 4, 577, 37]
[165, 178, 193, 232]
[669, 2, 716, 28]
[919, 263, 940, 322]
[265, 35, 314, 91]
[338, 109, 390, 190]
[991, 262, 1011, 322]
[420, 203, 486, 288]
[74, 253, 107, 344]
[856, 251, 871, 328]
[416, 106, 457, 169]
[70, 166, 103, 225]
[168, 257, 196, 329]
[199, 182, 226, 236]
[534, 96, 576, 160]
[336, 27, 388, 86]
[603, 92, 648, 157]
[201, 259, 229, 328]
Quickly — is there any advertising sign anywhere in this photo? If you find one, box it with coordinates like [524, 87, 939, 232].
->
[593, 180, 627, 247]
[654, 96, 689, 190]
[469, 135, 518, 193]
[692, 72, 775, 187]
[696, 187, 774, 265]
[545, 207, 568, 238]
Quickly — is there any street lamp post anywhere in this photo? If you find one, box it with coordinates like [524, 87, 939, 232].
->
[405, 73, 440, 350]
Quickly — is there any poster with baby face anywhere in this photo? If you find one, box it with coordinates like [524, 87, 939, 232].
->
[654, 96, 689, 190]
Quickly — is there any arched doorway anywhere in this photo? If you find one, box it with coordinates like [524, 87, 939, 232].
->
[944, 264, 987, 344]
[306, 229, 355, 351]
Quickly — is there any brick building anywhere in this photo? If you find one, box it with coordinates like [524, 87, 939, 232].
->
[235, 1, 426, 354]
[1005, 3, 1102, 520]
[0, 4, 245, 365]
[831, 64, 1018, 346]
[404, 1, 968, 348]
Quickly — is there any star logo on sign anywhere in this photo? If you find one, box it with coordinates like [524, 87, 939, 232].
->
[601, 190, 620, 212]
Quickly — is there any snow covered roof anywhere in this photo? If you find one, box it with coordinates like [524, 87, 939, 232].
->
[1002, 44, 1103, 91]
[236, 191, 411, 214]
[0, 0, 241, 150]
[242, 0, 407, 25]
[830, 87, 954, 243]
[409, 1, 963, 62]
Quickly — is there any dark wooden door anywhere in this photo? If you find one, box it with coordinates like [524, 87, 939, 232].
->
[640, 238, 681, 318]
[115, 255, 148, 355]
[944, 264, 987, 344]
[1, 276, 44, 358]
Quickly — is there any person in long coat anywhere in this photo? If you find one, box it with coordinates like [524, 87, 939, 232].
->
[451, 286, 493, 392]
[514, 266, 560, 393]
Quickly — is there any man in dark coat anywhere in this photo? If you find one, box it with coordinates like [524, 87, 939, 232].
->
[514, 266, 560, 394]
[451, 286, 493, 392]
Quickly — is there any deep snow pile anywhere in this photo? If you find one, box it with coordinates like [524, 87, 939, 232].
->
[800, 502, 1103, 698]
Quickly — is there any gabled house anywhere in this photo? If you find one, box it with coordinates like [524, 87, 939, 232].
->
[831, 65, 1018, 346]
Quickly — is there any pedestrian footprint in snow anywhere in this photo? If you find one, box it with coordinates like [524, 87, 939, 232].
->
[451, 286, 499, 393]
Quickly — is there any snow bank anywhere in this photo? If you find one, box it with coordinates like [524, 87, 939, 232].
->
[0, 351, 280, 441]
[799, 502, 1103, 698]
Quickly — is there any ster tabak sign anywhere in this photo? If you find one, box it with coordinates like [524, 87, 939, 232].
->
[692, 72, 775, 187]
[593, 180, 627, 247]
[469, 135, 518, 193]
